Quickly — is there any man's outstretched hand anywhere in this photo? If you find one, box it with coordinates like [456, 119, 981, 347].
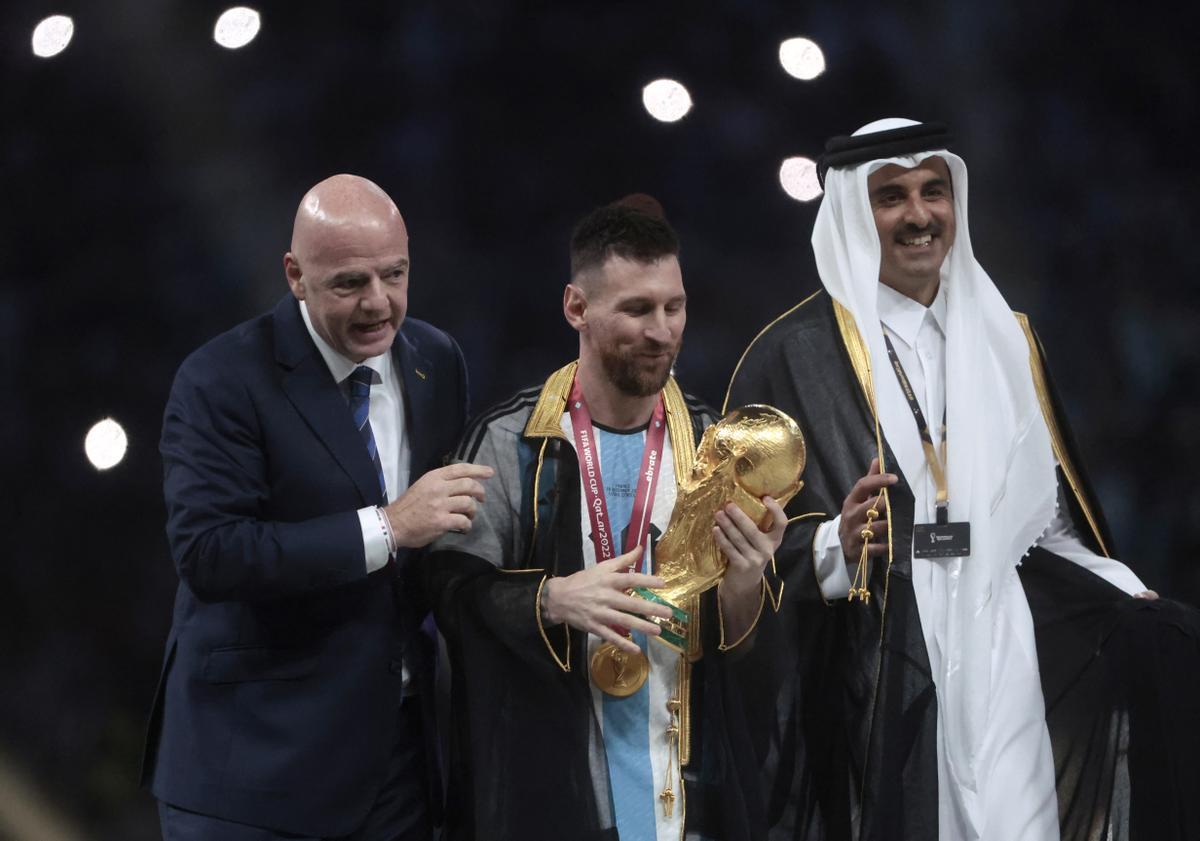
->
[540, 546, 674, 654]
[384, 462, 494, 548]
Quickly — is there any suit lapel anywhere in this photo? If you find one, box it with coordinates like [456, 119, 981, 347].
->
[273, 296, 385, 507]
[393, 328, 434, 475]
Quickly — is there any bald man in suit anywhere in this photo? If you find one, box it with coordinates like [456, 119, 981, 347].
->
[143, 175, 491, 840]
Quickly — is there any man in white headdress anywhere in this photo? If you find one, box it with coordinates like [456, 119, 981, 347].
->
[725, 119, 1200, 841]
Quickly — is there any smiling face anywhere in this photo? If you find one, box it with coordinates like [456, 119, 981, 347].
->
[284, 175, 409, 362]
[569, 254, 686, 397]
[867, 157, 956, 303]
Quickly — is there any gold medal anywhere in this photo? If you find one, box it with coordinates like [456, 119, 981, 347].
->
[590, 641, 650, 697]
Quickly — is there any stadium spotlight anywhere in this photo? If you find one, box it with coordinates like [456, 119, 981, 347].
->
[779, 37, 826, 81]
[779, 157, 823, 202]
[642, 79, 693, 123]
[214, 6, 261, 49]
[85, 418, 128, 471]
[31, 15, 74, 58]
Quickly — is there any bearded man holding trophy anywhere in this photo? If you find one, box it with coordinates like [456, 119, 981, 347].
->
[425, 195, 806, 841]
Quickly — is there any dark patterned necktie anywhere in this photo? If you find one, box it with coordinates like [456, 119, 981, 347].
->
[347, 366, 387, 503]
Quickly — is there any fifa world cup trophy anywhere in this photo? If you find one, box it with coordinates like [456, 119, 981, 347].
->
[635, 404, 806, 650]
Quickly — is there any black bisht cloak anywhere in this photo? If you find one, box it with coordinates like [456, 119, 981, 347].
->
[724, 291, 1200, 841]
[424, 373, 768, 841]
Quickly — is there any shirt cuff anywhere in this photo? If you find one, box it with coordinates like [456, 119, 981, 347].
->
[357, 507, 391, 573]
[813, 517, 853, 600]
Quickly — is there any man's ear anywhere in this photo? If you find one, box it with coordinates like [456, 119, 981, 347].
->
[563, 283, 588, 332]
[284, 253, 305, 300]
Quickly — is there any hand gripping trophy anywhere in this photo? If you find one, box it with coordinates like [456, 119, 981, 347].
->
[587, 405, 806, 818]
[636, 404, 806, 651]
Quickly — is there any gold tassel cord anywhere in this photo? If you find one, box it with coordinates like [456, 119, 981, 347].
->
[848, 490, 885, 603]
[660, 658, 683, 818]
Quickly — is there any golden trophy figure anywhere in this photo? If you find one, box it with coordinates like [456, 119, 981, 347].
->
[635, 404, 807, 650]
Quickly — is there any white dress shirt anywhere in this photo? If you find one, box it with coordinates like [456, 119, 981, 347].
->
[300, 301, 411, 574]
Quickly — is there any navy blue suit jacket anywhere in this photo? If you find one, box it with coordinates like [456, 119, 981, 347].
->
[143, 295, 467, 836]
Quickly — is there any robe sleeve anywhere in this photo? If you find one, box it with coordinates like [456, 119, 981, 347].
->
[425, 423, 572, 669]
[1035, 486, 1147, 595]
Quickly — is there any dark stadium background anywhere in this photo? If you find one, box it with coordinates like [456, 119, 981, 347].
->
[3, 1, 1197, 837]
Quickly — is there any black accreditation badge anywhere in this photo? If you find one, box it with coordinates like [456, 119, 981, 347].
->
[913, 521, 971, 558]
[882, 334, 971, 560]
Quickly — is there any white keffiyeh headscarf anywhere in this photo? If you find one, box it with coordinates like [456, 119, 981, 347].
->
[812, 118, 1057, 809]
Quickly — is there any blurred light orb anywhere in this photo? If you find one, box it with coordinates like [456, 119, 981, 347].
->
[85, 418, 128, 471]
[779, 37, 826, 80]
[642, 79, 693, 123]
[779, 157, 823, 202]
[214, 6, 261, 49]
[31, 15, 74, 58]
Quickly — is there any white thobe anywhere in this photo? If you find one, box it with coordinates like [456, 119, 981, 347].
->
[811, 283, 1146, 840]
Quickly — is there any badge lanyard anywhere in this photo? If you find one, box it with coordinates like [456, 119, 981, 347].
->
[883, 335, 949, 523]
[567, 380, 667, 569]
[883, 334, 971, 558]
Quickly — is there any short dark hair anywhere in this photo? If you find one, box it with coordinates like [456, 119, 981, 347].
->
[569, 194, 680, 281]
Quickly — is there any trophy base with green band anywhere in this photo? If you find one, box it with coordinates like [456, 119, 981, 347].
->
[633, 587, 691, 650]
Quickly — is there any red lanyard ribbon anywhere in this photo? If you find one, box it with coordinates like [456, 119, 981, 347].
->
[567, 380, 667, 571]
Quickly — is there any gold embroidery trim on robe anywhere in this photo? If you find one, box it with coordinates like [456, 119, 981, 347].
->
[832, 298, 896, 810]
[721, 290, 823, 415]
[523, 361, 578, 442]
[523, 360, 703, 766]
[722, 292, 826, 612]
[1014, 313, 1111, 557]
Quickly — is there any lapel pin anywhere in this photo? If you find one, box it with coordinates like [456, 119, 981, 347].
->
[414, 368, 427, 380]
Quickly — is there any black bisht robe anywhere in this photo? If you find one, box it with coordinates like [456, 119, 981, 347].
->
[424, 373, 768, 841]
[724, 290, 1200, 841]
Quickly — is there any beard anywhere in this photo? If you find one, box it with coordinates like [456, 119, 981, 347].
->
[599, 339, 681, 398]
